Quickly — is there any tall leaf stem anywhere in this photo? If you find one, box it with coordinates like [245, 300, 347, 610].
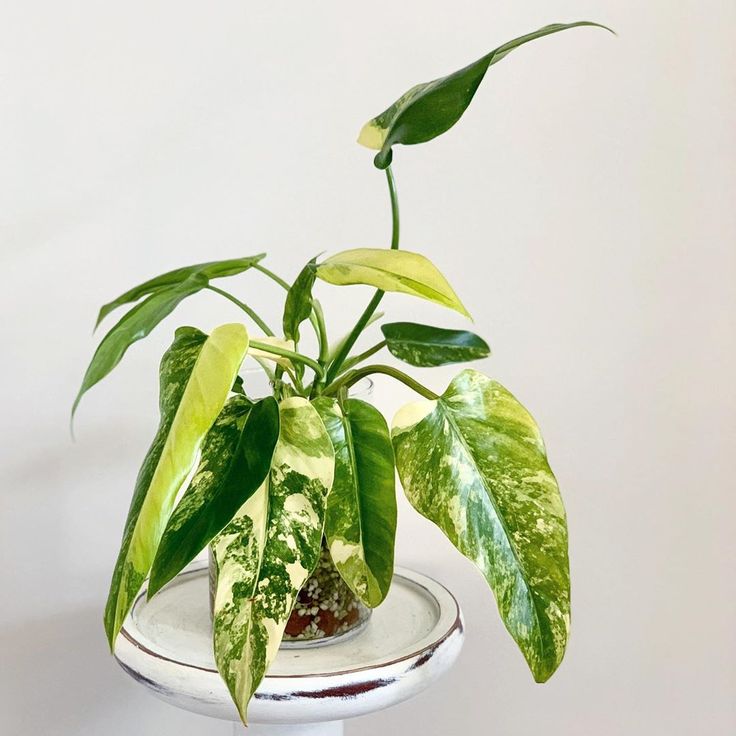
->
[324, 166, 399, 384]
[339, 340, 387, 374]
[325, 364, 438, 401]
[206, 285, 274, 336]
[249, 339, 325, 379]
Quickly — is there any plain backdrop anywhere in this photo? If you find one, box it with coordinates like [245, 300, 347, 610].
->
[1, 1, 734, 734]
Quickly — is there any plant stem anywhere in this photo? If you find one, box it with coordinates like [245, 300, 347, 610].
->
[249, 339, 325, 379]
[313, 300, 330, 364]
[324, 166, 399, 384]
[339, 340, 387, 374]
[325, 364, 439, 401]
[206, 285, 274, 336]
[253, 263, 291, 291]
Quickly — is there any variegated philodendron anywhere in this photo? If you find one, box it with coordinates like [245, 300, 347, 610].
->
[76, 19, 609, 725]
[211, 397, 334, 721]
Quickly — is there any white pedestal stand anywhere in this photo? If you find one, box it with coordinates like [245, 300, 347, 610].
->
[114, 561, 464, 734]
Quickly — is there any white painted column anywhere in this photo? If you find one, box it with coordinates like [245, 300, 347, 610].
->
[233, 721, 344, 736]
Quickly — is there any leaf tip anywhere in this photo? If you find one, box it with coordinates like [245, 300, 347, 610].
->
[357, 120, 385, 151]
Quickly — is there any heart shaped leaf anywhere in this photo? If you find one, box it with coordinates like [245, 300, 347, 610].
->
[358, 22, 613, 168]
[212, 397, 334, 724]
[381, 321, 490, 367]
[316, 248, 470, 317]
[148, 395, 280, 598]
[313, 397, 397, 607]
[104, 323, 250, 648]
[96, 254, 266, 328]
[392, 369, 570, 682]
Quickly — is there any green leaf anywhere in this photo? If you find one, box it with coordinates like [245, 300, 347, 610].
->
[316, 249, 470, 318]
[104, 322, 250, 648]
[96, 254, 266, 328]
[358, 22, 613, 168]
[391, 369, 569, 682]
[212, 397, 334, 724]
[148, 395, 280, 598]
[282, 259, 317, 344]
[313, 397, 396, 607]
[381, 321, 490, 367]
[73, 273, 208, 417]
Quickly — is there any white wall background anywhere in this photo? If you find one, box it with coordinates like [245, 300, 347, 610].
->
[1, 1, 734, 734]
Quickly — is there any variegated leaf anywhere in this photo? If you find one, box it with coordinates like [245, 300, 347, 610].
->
[358, 22, 612, 168]
[313, 397, 396, 607]
[104, 323, 249, 648]
[148, 395, 280, 598]
[212, 397, 334, 723]
[96, 254, 266, 328]
[316, 248, 470, 318]
[392, 369, 570, 682]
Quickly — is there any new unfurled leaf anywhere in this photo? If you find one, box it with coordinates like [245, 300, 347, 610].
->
[104, 323, 249, 648]
[317, 249, 470, 317]
[313, 397, 396, 607]
[283, 259, 317, 344]
[96, 254, 266, 327]
[212, 397, 334, 724]
[358, 22, 613, 168]
[74, 273, 210, 416]
[148, 396, 280, 598]
[392, 369, 570, 682]
[381, 321, 490, 367]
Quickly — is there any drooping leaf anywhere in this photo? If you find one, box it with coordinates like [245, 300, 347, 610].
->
[391, 369, 569, 682]
[96, 254, 266, 328]
[73, 273, 208, 416]
[104, 323, 249, 648]
[358, 22, 613, 168]
[282, 259, 317, 344]
[148, 395, 280, 598]
[313, 397, 396, 607]
[212, 397, 334, 724]
[317, 249, 470, 318]
[381, 321, 490, 367]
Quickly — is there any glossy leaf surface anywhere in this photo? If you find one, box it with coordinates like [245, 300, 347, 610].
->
[104, 323, 249, 647]
[73, 273, 208, 416]
[317, 249, 470, 317]
[313, 397, 396, 607]
[96, 254, 266, 327]
[148, 396, 280, 597]
[392, 369, 570, 682]
[358, 22, 612, 168]
[212, 397, 334, 723]
[381, 321, 489, 367]
[282, 259, 317, 344]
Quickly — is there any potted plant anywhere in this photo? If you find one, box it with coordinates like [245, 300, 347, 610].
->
[74, 21, 611, 725]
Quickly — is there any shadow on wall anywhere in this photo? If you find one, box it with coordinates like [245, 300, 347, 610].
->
[0, 607, 226, 736]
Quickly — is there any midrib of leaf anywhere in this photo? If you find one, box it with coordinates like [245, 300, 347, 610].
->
[440, 402, 550, 662]
[342, 404, 367, 570]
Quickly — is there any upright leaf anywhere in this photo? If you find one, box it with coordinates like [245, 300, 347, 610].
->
[73, 273, 208, 416]
[212, 397, 334, 724]
[358, 22, 612, 168]
[148, 395, 280, 598]
[104, 323, 249, 647]
[96, 254, 266, 327]
[392, 369, 570, 682]
[282, 259, 317, 343]
[313, 397, 396, 607]
[317, 249, 470, 317]
[382, 321, 490, 367]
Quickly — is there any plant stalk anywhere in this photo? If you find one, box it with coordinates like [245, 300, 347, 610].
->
[324, 166, 399, 384]
[249, 339, 325, 379]
[325, 364, 439, 401]
[206, 285, 274, 336]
